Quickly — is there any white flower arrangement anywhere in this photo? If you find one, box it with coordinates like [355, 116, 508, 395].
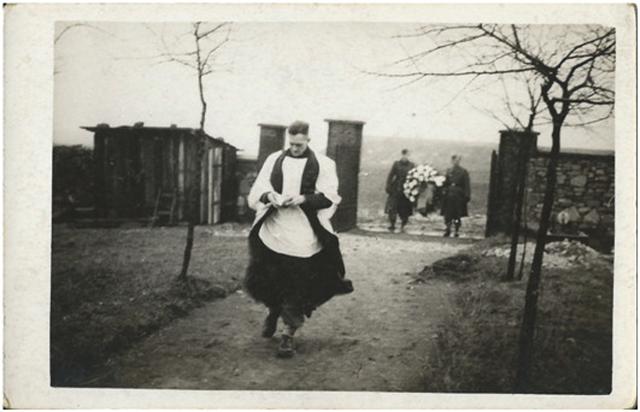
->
[403, 164, 445, 203]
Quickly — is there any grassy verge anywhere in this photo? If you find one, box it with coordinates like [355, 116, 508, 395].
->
[417, 238, 613, 394]
[51, 225, 248, 386]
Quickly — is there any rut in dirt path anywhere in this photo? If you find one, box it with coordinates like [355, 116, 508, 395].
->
[95, 233, 467, 392]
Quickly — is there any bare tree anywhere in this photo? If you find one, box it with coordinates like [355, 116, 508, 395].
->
[377, 24, 615, 391]
[150, 22, 231, 281]
[499, 74, 544, 282]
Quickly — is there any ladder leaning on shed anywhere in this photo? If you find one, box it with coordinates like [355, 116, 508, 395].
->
[150, 189, 178, 227]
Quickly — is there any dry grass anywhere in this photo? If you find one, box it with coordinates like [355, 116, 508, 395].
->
[420, 240, 613, 394]
[50, 225, 248, 386]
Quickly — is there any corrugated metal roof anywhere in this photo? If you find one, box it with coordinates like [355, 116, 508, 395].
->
[80, 124, 238, 150]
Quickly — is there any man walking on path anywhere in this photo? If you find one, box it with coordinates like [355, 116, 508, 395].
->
[385, 149, 416, 232]
[244, 121, 353, 358]
[441, 155, 471, 237]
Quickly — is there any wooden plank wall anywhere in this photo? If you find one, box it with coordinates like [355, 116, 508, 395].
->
[129, 130, 144, 214]
[207, 147, 214, 224]
[140, 135, 156, 208]
[93, 130, 107, 217]
[177, 135, 186, 220]
[213, 146, 223, 223]
[221, 145, 237, 221]
[199, 138, 209, 223]
[92, 129, 237, 224]
[184, 134, 198, 221]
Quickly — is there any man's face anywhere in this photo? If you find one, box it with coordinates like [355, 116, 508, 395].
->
[452, 157, 461, 167]
[402, 152, 410, 161]
[289, 135, 309, 156]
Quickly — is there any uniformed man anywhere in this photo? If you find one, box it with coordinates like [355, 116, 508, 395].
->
[385, 149, 416, 232]
[441, 155, 471, 237]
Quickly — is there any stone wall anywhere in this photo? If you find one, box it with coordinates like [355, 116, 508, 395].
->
[487, 130, 615, 249]
[525, 151, 615, 234]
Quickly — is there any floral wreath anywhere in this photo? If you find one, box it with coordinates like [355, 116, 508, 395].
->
[403, 164, 446, 203]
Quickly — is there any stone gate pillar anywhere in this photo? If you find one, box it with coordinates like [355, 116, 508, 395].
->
[489, 129, 538, 235]
[257, 124, 287, 171]
[325, 119, 365, 232]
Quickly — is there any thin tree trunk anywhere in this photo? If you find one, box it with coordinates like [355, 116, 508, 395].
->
[178, 136, 204, 281]
[517, 185, 529, 281]
[506, 142, 524, 280]
[514, 122, 561, 392]
[179, 222, 195, 280]
[506, 141, 528, 280]
[178, 28, 208, 281]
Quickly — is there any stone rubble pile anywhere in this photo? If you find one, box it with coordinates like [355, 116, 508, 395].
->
[481, 239, 604, 269]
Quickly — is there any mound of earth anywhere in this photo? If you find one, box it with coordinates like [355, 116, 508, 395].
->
[416, 253, 485, 282]
[481, 239, 608, 270]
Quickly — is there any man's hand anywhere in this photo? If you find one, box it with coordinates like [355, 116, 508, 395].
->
[282, 195, 306, 207]
[267, 192, 290, 208]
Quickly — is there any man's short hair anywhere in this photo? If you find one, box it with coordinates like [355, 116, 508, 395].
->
[452, 154, 461, 161]
[401, 148, 409, 155]
[288, 121, 309, 136]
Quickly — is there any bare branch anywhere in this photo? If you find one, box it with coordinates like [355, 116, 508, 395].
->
[553, 97, 615, 106]
[156, 56, 198, 71]
[392, 32, 488, 65]
[467, 98, 516, 130]
[564, 40, 615, 85]
[391, 24, 480, 39]
[365, 67, 536, 80]
[383, 24, 614, 128]
[556, 28, 615, 68]
[197, 23, 228, 40]
[564, 105, 615, 127]
[201, 35, 230, 69]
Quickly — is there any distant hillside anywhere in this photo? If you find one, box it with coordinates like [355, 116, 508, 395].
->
[361, 136, 497, 181]
[358, 137, 497, 220]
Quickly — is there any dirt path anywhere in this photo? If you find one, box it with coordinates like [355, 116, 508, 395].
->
[95, 233, 467, 392]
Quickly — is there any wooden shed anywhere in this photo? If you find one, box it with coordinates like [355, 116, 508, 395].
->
[82, 123, 238, 225]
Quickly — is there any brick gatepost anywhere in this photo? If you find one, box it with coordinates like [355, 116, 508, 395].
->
[257, 124, 287, 171]
[487, 129, 538, 235]
[325, 119, 366, 232]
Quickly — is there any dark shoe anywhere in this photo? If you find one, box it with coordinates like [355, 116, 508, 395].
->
[443, 230, 451, 237]
[454, 232, 460, 238]
[277, 335, 295, 358]
[335, 279, 354, 295]
[388, 225, 395, 232]
[261, 309, 280, 338]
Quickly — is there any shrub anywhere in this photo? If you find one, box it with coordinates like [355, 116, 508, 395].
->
[52, 145, 94, 206]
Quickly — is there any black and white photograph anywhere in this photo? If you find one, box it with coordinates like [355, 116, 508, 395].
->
[3, 2, 637, 409]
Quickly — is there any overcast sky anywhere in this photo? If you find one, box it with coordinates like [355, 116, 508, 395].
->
[54, 22, 614, 157]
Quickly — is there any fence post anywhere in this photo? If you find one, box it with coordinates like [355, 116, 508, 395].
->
[485, 150, 500, 237]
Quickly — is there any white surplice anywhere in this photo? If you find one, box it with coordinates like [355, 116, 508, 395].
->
[247, 150, 341, 258]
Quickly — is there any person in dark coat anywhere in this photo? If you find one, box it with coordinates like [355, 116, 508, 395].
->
[385, 149, 415, 232]
[243, 120, 353, 358]
[441, 155, 471, 237]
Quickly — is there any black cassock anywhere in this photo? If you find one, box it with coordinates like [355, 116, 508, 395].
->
[441, 165, 471, 221]
[243, 149, 353, 319]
